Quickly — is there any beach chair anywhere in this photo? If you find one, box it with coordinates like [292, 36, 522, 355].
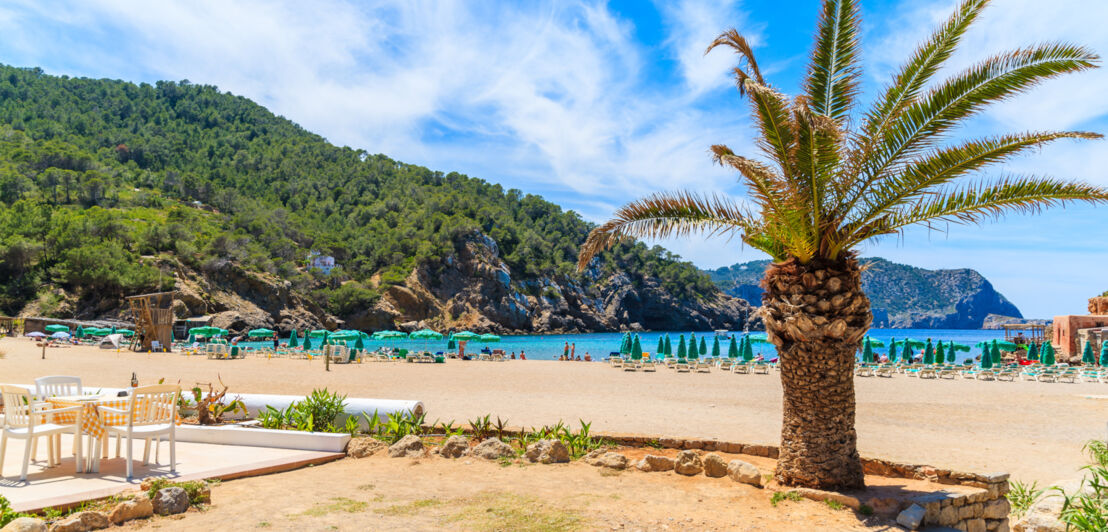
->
[975, 370, 996, 381]
[874, 365, 894, 378]
[917, 367, 938, 379]
[674, 358, 690, 373]
[1057, 369, 1078, 383]
[623, 360, 640, 372]
[1036, 370, 1057, 383]
[1, 385, 85, 481]
[696, 361, 712, 373]
[641, 360, 656, 372]
[717, 359, 733, 371]
[663, 357, 677, 368]
[995, 370, 1017, 382]
[938, 367, 958, 379]
[608, 356, 623, 369]
[752, 362, 770, 375]
[98, 384, 180, 480]
[855, 365, 874, 377]
[731, 362, 749, 374]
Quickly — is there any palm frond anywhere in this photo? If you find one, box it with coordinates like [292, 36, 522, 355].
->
[840, 130, 1101, 247]
[865, 43, 1099, 179]
[706, 29, 764, 96]
[744, 81, 797, 175]
[856, 176, 1108, 240]
[576, 191, 761, 269]
[709, 144, 787, 213]
[788, 97, 843, 243]
[805, 0, 862, 120]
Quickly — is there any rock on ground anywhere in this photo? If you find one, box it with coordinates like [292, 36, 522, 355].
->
[152, 487, 190, 516]
[635, 455, 674, 472]
[388, 435, 424, 458]
[107, 494, 154, 525]
[596, 452, 628, 470]
[702, 453, 728, 478]
[48, 511, 110, 532]
[0, 517, 46, 532]
[582, 448, 606, 465]
[439, 435, 470, 458]
[347, 437, 388, 458]
[524, 439, 570, 464]
[674, 450, 703, 476]
[726, 459, 762, 487]
[897, 504, 925, 530]
[471, 438, 515, 460]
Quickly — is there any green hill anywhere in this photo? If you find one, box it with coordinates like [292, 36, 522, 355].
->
[0, 65, 752, 332]
[707, 258, 1022, 329]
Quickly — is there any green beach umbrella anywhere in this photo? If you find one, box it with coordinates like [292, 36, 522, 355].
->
[450, 331, 480, 341]
[888, 337, 898, 363]
[677, 335, 687, 359]
[110, 326, 116, 335]
[447, 338, 456, 350]
[631, 335, 643, 360]
[1099, 342, 1107, 367]
[727, 336, 739, 358]
[664, 335, 673, 356]
[309, 329, 329, 338]
[743, 337, 754, 362]
[980, 348, 993, 369]
[936, 342, 946, 365]
[410, 329, 444, 340]
[712, 336, 721, 358]
[303, 335, 313, 350]
[990, 340, 1002, 364]
[187, 333, 196, 343]
[689, 333, 698, 357]
[479, 333, 500, 343]
[747, 332, 769, 344]
[861, 339, 874, 363]
[923, 339, 935, 364]
[288, 330, 299, 348]
[861, 336, 885, 348]
[1026, 341, 1038, 361]
[74, 326, 84, 338]
[1082, 340, 1095, 365]
[248, 328, 275, 338]
[117, 329, 134, 337]
[946, 341, 957, 363]
[354, 335, 365, 350]
[1042, 342, 1055, 365]
[45, 324, 69, 333]
[699, 336, 708, 356]
[657, 336, 664, 354]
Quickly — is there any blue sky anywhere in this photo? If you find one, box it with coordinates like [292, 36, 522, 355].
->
[1, 0, 1106, 318]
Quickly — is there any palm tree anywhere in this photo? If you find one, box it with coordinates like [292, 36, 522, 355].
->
[577, 0, 1107, 490]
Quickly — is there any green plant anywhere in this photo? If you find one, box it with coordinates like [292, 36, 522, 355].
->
[144, 479, 211, 506]
[0, 495, 31, 527]
[825, 499, 845, 510]
[769, 491, 802, 508]
[1053, 440, 1108, 531]
[494, 416, 510, 442]
[1007, 480, 1045, 519]
[576, 0, 1108, 490]
[190, 377, 247, 425]
[469, 414, 492, 441]
[857, 504, 874, 516]
[257, 389, 349, 433]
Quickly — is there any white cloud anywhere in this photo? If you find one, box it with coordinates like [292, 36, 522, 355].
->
[654, 0, 759, 95]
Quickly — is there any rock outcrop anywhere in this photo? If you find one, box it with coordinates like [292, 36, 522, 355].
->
[709, 257, 1022, 329]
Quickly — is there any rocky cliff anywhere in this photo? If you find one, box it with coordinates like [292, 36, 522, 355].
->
[708, 258, 1021, 329]
[106, 232, 755, 334]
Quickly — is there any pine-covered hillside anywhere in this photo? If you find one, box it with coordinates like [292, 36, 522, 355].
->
[0, 65, 753, 332]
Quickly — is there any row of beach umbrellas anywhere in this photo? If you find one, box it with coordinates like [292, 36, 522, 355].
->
[35, 325, 133, 338]
[618, 333, 760, 361]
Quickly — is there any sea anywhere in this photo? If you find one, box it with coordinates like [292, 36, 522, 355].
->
[231, 328, 1006, 363]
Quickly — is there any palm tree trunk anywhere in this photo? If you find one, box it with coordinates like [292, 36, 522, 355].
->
[761, 255, 869, 490]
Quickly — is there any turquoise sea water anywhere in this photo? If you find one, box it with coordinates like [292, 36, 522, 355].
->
[230, 328, 1006, 363]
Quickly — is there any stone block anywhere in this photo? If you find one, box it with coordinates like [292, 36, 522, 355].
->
[727, 460, 762, 487]
[897, 504, 925, 530]
[674, 450, 703, 476]
[983, 499, 1010, 520]
[636, 455, 674, 472]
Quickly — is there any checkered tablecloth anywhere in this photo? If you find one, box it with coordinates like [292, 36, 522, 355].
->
[46, 397, 179, 438]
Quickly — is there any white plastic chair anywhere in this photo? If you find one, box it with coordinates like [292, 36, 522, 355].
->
[0, 385, 84, 481]
[34, 376, 83, 399]
[98, 384, 180, 479]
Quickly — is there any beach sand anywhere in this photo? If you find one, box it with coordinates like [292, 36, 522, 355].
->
[1, 338, 1102, 484]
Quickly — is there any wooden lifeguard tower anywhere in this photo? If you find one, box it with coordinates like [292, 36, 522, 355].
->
[126, 291, 176, 352]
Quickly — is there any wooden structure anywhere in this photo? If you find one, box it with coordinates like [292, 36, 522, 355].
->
[126, 292, 176, 352]
[1002, 324, 1046, 345]
[0, 316, 17, 336]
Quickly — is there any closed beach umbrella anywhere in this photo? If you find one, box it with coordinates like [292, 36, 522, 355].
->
[1026, 342, 1038, 361]
[631, 335, 643, 360]
[699, 336, 707, 356]
[657, 336, 665, 354]
[888, 338, 898, 363]
[1042, 342, 1055, 365]
[74, 326, 84, 338]
[990, 340, 1002, 364]
[861, 339, 874, 363]
[923, 339, 935, 365]
[727, 336, 739, 358]
[946, 342, 957, 363]
[743, 337, 754, 362]
[617, 334, 630, 355]
[447, 338, 456, 350]
[1099, 342, 1108, 367]
[980, 348, 992, 369]
[936, 342, 946, 365]
[288, 330, 299, 348]
[1082, 340, 1095, 365]
[45, 324, 69, 333]
[354, 335, 365, 350]
[303, 335, 312, 350]
[187, 333, 196, 344]
[689, 333, 698, 357]
[677, 335, 687, 359]
[712, 336, 721, 358]
[664, 335, 673, 356]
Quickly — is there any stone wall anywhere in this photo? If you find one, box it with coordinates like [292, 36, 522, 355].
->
[1088, 296, 1108, 314]
[1052, 315, 1108, 356]
[427, 425, 1012, 532]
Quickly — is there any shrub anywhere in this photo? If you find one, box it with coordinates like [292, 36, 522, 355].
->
[0, 495, 31, 527]
[1054, 440, 1108, 531]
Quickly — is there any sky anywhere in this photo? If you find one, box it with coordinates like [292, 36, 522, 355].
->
[0, 0, 1106, 318]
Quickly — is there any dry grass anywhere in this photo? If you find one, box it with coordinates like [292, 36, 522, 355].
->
[375, 498, 442, 516]
[296, 497, 367, 517]
[448, 493, 585, 532]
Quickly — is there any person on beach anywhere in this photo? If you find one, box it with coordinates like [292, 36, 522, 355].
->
[272, 334, 279, 350]
[584, 353, 591, 361]
[520, 351, 526, 360]
[571, 343, 576, 359]
[510, 353, 516, 359]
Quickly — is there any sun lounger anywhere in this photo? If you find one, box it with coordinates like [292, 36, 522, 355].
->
[674, 359, 690, 373]
[996, 370, 1017, 382]
[1036, 371, 1056, 383]
[732, 363, 749, 374]
[917, 367, 938, 379]
[874, 366, 894, 378]
[717, 359, 733, 371]
[663, 357, 677, 368]
[641, 360, 656, 372]
[938, 368, 958, 379]
[696, 361, 712, 373]
[855, 366, 874, 377]
[609, 356, 623, 368]
[623, 361, 640, 372]
[975, 370, 996, 381]
[1057, 370, 1077, 383]
[752, 363, 770, 375]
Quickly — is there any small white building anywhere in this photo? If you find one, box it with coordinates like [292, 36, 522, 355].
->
[308, 251, 336, 275]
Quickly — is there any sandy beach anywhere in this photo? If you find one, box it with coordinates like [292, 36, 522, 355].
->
[1, 338, 1103, 484]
